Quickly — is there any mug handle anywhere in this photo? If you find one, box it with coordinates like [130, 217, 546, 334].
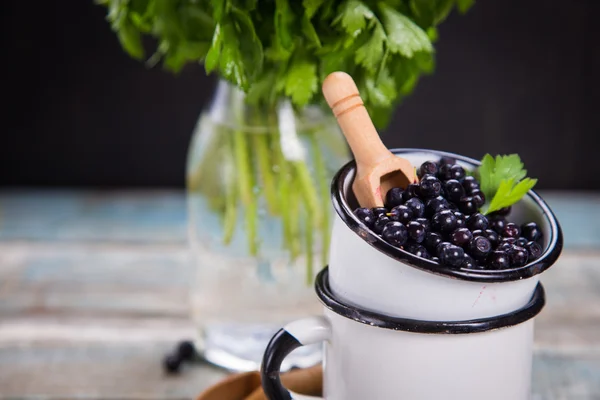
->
[261, 316, 331, 400]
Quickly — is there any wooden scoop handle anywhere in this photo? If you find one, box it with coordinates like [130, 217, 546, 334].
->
[322, 72, 391, 168]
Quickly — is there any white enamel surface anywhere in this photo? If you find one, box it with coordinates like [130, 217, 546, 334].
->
[285, 316, 331, 345]
[328, 149, 557, 321]
[330, 216, 539, 321]
[322, 309, 534, 400]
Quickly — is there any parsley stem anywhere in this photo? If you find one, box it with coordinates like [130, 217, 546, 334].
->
[310, 130, 331, 267]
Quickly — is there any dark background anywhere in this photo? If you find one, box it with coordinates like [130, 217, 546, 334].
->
[2, 0, 599, 190]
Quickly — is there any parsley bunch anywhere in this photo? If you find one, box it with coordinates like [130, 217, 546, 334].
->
[98, 0, 475, 128]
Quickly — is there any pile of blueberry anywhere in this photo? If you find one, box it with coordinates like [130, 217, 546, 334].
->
[353, 156, 544, 270]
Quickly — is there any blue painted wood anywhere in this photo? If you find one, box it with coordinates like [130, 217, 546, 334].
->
[0, 189, 598, 248]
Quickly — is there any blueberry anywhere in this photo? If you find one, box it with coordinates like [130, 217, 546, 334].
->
[502, 223, 521, 238]
[373, 215, 391, 234]
[425, 196, 450, 217]
[526, 241, 543, 260]
[461, 253, 477, 269]
[436, 241, 453, 256]
[388, 205, 413, 224]
[385, 188, 405, 209]
[177, 340, 196, 361]
[509, 246, 529, 267]
[405, 197, 425, 218]
[424, 232, 443, 252]
[467, 213, 489, 231]
[382, 221, 408, 247]
[163, 354, 182, 374]
[521, 222, 543, 243]
[489, 206, 512, 217]
[444, 179, 465, 203]
[489, 218, 507, 234]
[468, 236, 492, 260]
[372, 207, 388, 219]
[438, 244, 465, 268]
[418, 161, 438, 178]
[516, 237, 528, 247]
[407, 221, 426, 243]
[415, 217, 431, 232]
[432, 210, 458, 233]
[450, 165, 466, 180]
[354, 208, 375, 228]
[484, 229, 500, 248]
[462, 176, 480, 195]
[405, 242, 430, 259]
[419, 175, 443, 198]
[496, 241, 513, 252]
[458, 196, 477, 215]
[437, 164, 454, 181]
[471, 190, 486, 208]
[450, 228, 473, 248]
[454, 211, 467, 229]
[439, 156, 457, 166]
[402, 184, 421, 203]
[488, 250, 510, 269]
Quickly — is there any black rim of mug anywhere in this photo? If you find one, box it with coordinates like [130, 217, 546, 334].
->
[315, 267, 546, 334]
[331, 148, 564, 283]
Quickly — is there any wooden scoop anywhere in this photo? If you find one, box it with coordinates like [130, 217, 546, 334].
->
[322, 71, 417, 208]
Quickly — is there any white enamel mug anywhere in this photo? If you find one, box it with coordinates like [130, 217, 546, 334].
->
[328, 149, 562, 321]
[262, 268, 546, 400]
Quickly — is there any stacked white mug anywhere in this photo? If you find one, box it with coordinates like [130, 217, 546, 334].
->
[261, 149, 563, 400]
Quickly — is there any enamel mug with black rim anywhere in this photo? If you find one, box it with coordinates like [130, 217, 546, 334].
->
[262, 268, 546, 400]
[261, 149, 563, 399]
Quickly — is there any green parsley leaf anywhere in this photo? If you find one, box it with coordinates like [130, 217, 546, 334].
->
[275, 0, 295, 50]
[117, 18, 145, 60]
[284, 58, 318, 106]
[355, 23, 385, 72]
[484, 178, 538, 215]
[365, 66, 396, 107]
[335, 0, 374, 38]
[478, 154, 537, 215]
[378, 2, 433, 58]
[301, 14, 322, 48]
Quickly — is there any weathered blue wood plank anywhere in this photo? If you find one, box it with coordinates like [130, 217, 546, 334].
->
[0, 189, 598, 248]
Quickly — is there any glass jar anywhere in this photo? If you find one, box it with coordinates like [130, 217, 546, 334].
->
[186, 80, 349, 372]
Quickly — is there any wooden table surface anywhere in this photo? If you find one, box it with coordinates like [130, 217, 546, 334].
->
[0, 189, 599, 399]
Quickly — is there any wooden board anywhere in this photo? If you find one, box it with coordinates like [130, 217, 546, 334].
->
[0, 190, 598, 399]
